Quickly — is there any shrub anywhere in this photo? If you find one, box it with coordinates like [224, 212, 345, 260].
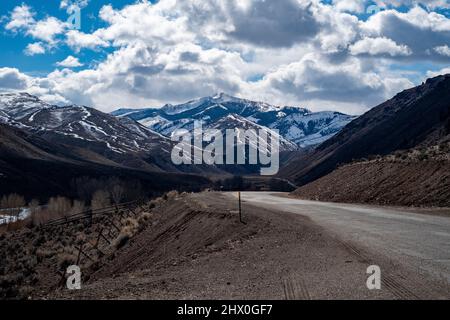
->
[113, 233, 130, 249]
[166, 190, 179, 200]
[113, 218, 139, 249]
[417, 151, 429, 161]
[57, 253, 76, 271]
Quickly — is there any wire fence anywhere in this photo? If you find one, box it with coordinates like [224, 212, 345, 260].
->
[43, 200, 144, 227]
[0, 200, 144, 227]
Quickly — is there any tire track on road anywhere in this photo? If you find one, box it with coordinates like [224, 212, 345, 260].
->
[282, 275, 311, 300]
[338, 239, 421, 299]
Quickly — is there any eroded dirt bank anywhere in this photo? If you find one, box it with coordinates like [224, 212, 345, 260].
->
[293, 160, 450, 207]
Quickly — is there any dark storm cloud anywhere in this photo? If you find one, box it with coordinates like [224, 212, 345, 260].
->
[228, 0, 320, 48]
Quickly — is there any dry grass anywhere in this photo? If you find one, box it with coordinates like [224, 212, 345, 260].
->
[30, 197, 87, 226]
[0, 192, 181, 299]
[354, 142, 450, 165]
[0, 194, 25, 211]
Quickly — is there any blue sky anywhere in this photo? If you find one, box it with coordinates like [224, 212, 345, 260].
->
[0, 0, 135, 74]
[0, 0, 449, 114]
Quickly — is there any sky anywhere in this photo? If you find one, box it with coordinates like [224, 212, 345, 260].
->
[0, 0, 449, 115]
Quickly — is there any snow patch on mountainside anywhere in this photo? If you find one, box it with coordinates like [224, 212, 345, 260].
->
[269, 111, 357, 147]
[113, 94, 356, 149]
[0, 93, 172, 155]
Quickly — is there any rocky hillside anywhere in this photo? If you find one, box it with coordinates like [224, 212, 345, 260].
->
[0, 93, 176, 172]
[293, 152, 450, 207]
[283, 74, 450, 187]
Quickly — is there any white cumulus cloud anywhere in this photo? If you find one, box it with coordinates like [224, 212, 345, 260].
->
[56, 56, 84, 68]
[2, 0, 450, 115]
[434, 45, 450, 57]
[24, 42, 46, 56]
[0, 68, 31, 90]
[349, 37, 412, 56]
[5, 4, 35, 31]
[27, 17, 66, 45]
[66, 30, 109, 52]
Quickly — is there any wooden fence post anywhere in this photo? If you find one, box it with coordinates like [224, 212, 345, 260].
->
[238, 191, 245, 224]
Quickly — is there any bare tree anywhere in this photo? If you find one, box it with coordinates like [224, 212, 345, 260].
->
[72, 177, 103, 202]
[111, 185, 125, 205]
[91, 190, 111, 210]
[0, 194, 26, 217]
[30, 197, 83, 225]
[124, 180, 143, 202]
[47, 196, 72, 219]
[70, 200, 85, 216]
[0, 194, 26, 209]
[28, 199, 40, 225]
[108, 179, 125, 206]
[28, 199, 40, 209]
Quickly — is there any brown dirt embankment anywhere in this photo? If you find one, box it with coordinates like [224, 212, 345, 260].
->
[293, 160, 450, 207]
[48, 192, 450, 300]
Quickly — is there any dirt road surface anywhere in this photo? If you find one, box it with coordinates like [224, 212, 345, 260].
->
[239, 192, 450, 282]
[237, 192, 450, 297]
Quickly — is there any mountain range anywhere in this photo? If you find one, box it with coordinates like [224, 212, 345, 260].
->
[112, 92, 355, 149]
[3, 74, 448, 204]
[0, 92, 354, 197]
[0, 92, 354, 176]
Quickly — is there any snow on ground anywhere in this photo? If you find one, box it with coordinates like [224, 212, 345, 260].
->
[0, 208, 31, 225]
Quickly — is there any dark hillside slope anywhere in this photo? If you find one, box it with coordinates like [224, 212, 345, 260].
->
[282, 74, 450, 186]
[0, 124, 210, 200]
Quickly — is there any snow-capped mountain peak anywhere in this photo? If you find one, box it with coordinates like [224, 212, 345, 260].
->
[112, 94, 356, 149]
[0, 92, 171, 156]
[211, 92, 233, 101]
[0, 92, 53, 120]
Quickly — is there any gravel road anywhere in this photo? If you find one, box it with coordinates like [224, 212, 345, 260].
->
[236, 192, 450, 294]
